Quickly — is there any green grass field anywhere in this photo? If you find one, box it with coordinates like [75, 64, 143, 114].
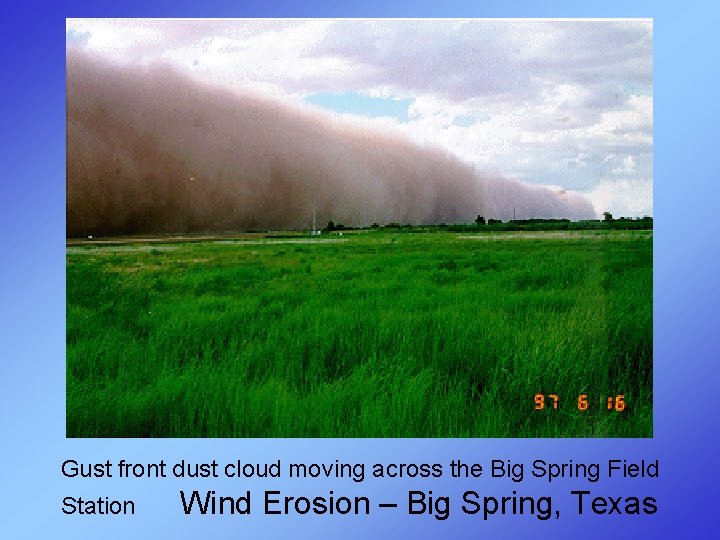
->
[66, 230, 652, 438]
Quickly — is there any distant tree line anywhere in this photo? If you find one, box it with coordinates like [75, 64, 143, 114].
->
[444, 215, 653, 232]
[321, 215, 653, 233]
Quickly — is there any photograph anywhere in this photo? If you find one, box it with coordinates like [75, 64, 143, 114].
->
[66, 18, 653, 438]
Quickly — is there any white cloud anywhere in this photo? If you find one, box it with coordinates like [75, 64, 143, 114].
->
[613, 156, 637, 175]
[585, 178, 653, 218]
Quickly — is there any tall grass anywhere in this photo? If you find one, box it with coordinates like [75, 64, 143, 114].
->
[67, 231, 652, 437]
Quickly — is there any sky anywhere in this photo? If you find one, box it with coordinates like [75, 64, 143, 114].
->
[66, 18, 653, 218]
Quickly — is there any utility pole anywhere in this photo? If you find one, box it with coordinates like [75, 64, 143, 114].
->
[312, 201, 317, 236]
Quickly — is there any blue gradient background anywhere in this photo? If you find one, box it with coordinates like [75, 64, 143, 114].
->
[2, 1, 717, 538]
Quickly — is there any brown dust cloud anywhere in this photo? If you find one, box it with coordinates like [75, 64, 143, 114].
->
[67, 51, 595, 237]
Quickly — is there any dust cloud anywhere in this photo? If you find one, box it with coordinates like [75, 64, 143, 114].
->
[67, 51, 595, 237]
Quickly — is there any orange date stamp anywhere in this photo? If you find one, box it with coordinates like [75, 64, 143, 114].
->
[534, 393, 626, 411]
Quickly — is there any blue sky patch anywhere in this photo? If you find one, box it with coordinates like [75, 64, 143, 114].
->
[304, 92, 412, 122]
[453, 115, 477, 127]
[623, 82, 653, 97]
[66, 29, 91, 45]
